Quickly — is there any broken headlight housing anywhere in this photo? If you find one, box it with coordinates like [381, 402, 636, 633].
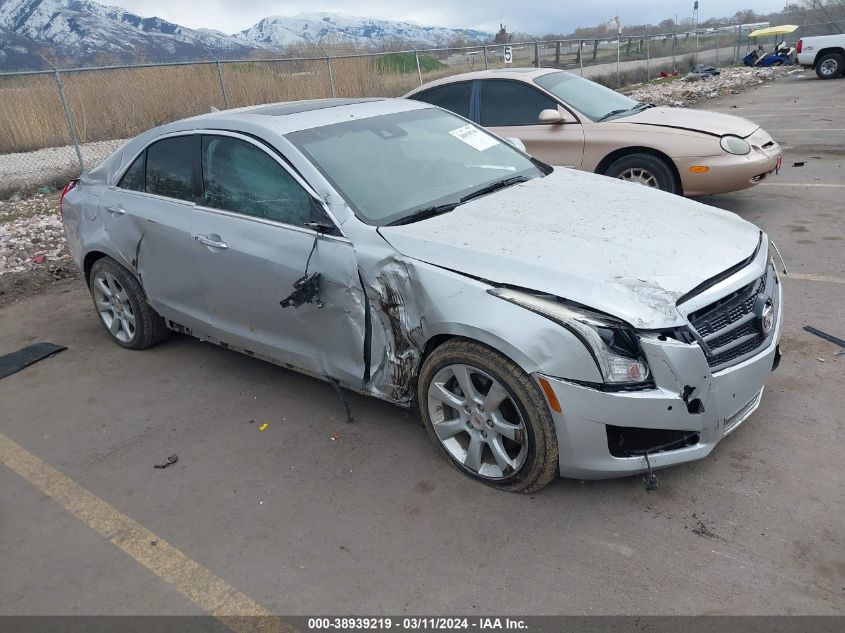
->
[720, 135, 751, 156]
[489, 288, 650, 385]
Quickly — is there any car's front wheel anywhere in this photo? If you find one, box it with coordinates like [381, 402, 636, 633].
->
[88, 257, 170, 350]
[417, 339, 559, 493]
[816, 53, 844, 79]
[604, 153, 678, 194]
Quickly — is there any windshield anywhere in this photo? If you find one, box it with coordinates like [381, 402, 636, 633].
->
[286, 107, 545, 225]
[534, 72, 639, 122]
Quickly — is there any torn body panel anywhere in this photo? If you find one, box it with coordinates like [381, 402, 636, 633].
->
[356, 250, 604, 405]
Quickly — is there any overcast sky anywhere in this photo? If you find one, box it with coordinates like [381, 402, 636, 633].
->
[118, 1, 786, 35]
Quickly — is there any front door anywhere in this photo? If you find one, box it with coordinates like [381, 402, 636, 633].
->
[477, 79, 586, 168]
[191, 133, 367, 385]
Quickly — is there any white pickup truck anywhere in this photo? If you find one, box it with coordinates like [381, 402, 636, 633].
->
[797, 34, 845, 79]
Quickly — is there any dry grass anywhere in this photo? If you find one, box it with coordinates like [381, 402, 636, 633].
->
[0, 39, 735, 154]
[0, 58, 443, 154]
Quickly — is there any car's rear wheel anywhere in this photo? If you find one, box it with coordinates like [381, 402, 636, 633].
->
[89, 257, 170, 350]
[604, 153, 678, 194]
[816, 53, 844, 79]
[417, 339, 559, 493]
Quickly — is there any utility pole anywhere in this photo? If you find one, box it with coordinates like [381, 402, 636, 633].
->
[693, 1, 700, 66]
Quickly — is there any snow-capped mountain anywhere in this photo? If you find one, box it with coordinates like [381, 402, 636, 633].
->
[240, 12, 490, 48]
[0, 0, 262, 68]
[0, 0, 492, 71]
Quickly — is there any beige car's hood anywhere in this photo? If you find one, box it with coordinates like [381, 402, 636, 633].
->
[618, 106, 760, 138]
[380, 170, 762, 329]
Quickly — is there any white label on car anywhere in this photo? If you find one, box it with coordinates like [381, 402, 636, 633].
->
[449, 125, 499, 151]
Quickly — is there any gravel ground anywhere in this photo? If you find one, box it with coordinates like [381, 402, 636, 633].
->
[625, 65, 792, 107]
[0, 192, 79, 307]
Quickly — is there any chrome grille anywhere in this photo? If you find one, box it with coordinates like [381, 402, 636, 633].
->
[688, 265, 775, 370]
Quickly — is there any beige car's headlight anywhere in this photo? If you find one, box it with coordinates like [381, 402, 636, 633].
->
[720, 135, 751, 155]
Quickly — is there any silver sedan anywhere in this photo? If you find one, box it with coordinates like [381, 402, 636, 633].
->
[61, 98, 782, 492]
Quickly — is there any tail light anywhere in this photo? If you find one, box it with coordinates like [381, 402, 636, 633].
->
[59, 179, 78, 215]
[796, 39, 803, 53]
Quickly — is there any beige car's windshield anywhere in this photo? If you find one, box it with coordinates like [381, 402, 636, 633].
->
[535, 72, 640, 122]
[287, 108, 545, 226]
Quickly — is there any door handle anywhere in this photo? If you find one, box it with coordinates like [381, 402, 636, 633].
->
[192, 234, 228, 250]
[104, 204, 125, 216]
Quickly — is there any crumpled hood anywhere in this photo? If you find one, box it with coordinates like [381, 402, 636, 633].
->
[379, 170, 762, 329]
[619, 106, 760, 138]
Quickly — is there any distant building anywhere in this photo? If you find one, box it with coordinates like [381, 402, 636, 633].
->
[495, 24, 510, 44]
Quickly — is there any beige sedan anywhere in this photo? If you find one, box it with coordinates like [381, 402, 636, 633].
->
[404, 68, 782, 196]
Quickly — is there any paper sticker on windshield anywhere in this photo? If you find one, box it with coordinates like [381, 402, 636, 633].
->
[449, 125, 499, 151]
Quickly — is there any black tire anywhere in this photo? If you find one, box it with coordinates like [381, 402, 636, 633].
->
[88, 257, 170, 350]
[417, 338, 559, 493]
[815, 53, 844, 80]
[604, 153, 678, 194]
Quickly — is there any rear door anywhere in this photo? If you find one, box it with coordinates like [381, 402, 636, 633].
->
[409, 81, 473, 120]
[477, 79, 585, 168]
[192, 133, 366, 385]
[99, 135, 209, 335]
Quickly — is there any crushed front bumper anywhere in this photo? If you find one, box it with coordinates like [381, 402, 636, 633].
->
[538, 278, 783, 479]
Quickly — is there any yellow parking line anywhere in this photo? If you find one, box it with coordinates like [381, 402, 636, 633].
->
[786, 273, 845, 285]
[0, 433, 290, 633]
[758, 182, 845, 188]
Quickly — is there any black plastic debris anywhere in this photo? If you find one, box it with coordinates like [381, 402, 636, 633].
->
[792, 161, 806, 167]
[154, 454, 179, 469]
[0, 342, 66, 380]
[804, 326, 845, 349]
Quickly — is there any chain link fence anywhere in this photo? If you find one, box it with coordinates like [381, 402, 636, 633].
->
[0, 21, 838, 197]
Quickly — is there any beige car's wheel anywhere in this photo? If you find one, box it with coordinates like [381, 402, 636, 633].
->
[605, 153, 678, 194]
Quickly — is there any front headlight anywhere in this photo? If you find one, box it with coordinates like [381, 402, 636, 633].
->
[489, 288, 650, 384]
[720, 135, 751, 155]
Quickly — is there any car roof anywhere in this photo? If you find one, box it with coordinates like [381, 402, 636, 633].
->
[152, 97, 433, 138]
[404, 67, 564, 95]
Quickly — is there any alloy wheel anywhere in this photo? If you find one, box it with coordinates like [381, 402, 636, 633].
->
[427, 364, 528, 479]
[92, 271, 137, 343]
[618, 167, 660, 188]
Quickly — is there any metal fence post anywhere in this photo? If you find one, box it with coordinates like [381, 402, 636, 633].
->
[214, 57, 229, 109]
[415, 50, 423, 86]
[483, 45, 488, 70]
[534, 41, 540, 68]
[672, 34, 676, 74]
[49, 67, 84, 173]
[326, 56, 336, 98]
[646, 35, 650, 81]
[579, 40, 584, 76]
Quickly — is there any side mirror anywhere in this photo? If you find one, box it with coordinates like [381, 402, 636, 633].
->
[505, 137, 527, 152]
[538, 108, 576, 124]
[538, 109, 564, 123]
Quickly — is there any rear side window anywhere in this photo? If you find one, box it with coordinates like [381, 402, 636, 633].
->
[145, 136, 196, 201]
[118, 153, 145, 191]
[412, 82, 472, 119]
[479, 80, 557, 127]
[201, 135, 316, 227]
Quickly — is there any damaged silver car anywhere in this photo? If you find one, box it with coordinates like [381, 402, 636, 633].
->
[61, 98, 782, 492]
